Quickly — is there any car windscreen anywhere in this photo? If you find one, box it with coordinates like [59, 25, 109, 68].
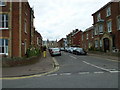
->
[52, 48, 60, 51]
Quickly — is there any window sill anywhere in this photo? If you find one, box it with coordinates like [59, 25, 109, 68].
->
[0, 28, 9, 30]
[24, 32, 27, 34]
[106, 15, 111, 17]
[0, 5, 6, 7]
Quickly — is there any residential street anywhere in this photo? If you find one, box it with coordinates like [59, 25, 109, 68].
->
[2, 51, 119, 88]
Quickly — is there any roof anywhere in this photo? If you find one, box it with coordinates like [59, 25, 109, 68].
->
[84, 26, 94, 32]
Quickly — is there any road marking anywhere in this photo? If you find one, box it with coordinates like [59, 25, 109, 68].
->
[94, 72, 104, 74]
[78, 72, 90, 74]
[82, 61, 111, 72]
[109, 71, 120, 73]
[60, 73, 71, 75]
[46, 74, 58, 76]
[70, 55, 77, 59]
[1, 58, 60, 80]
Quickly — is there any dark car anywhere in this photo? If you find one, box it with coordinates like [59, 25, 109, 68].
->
[49, 48, 61, 56]
[73, 48, 87, 55]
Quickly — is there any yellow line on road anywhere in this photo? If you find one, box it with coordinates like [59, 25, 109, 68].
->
[0, 58, 59, 80]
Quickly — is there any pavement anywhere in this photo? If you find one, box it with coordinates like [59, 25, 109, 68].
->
[88, 52, 119, 61]
[2, 51, 56, 78]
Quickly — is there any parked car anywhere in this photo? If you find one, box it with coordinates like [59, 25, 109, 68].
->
[73, 48, 87, 55]
[60, 47, 65, 51]
[64, 47, 69, 52]
[49, 48, 61, 56]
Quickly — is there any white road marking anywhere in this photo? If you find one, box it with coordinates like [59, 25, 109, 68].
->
[94, 72, 104, 74]
[82, 61, 111, 72]
[46, 74, 58, 76]
[109, 71, 120, 73]
[60, 73, 71, 75]
[70, 55, 77, 59]
[78, 72, 90, 74]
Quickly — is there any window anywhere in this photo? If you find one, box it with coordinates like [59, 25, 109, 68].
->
[106, 7, 111, 17]
[0, 0, 5, 6]
[24, 20, 27, 33]
[97, 13, 101, 21]
[0, 39, 8, 55]
[99, 24, 103, 33]
[24, 41, 27, 54]
[0, 14, 8, 29]
[107, 21, 112, 32]
[117, 16, 120, 30]
[37, 37, 39, 45]
[92, 31, 94, 38]
[95, 25, 99, 35]
[100, 40, 102, 47]
[86, 33, 88, 40]
[95, 40, 98, 48]
[82, 35, 83, 41]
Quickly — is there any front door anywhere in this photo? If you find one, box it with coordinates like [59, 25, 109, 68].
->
[103, 38, 110, 52]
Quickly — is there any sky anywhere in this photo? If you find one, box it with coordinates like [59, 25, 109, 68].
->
[28, 0, 111, 41]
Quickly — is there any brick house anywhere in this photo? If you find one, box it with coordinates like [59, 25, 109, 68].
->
[82, 26, 94, 51]
[57, 38, 67, 48]
[92, 1, 120, 52]
[0, 1, 42, 57]
[66, 29, 80, 47]
[71, 30, 83, 47]
[34, 31, 42, 50]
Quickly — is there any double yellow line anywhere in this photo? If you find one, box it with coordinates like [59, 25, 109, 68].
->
[0, 57, 59, 80]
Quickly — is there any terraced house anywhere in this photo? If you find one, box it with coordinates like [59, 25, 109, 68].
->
[92, 1, 120, 52]
[0, 1, 42, 57]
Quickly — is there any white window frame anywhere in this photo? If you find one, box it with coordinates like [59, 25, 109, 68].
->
[100, 40, 102, 47]
[117, 16, 120, 30]
[37, 37, 39, 45]
[99, 24, 103, 34]
[106, 7, 111, 17]
[95, 40, 98, 48]
[0, 0, 6, 6]
[0, 14, 9, 29]
[107, 20, 112, 32]
[0, 39, 8, 55]
[95, 25, 99, 35]
[86, 33, 88, 40]
[97, 13, 101, 22]
[24, 20, 27, 33]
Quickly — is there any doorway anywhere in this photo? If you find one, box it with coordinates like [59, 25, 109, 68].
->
[103, 38, 110, 52]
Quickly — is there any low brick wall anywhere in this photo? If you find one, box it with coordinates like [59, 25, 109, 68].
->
[2, 55, 41, 67]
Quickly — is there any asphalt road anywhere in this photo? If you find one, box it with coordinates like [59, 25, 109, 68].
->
[2, 51, 120, 88]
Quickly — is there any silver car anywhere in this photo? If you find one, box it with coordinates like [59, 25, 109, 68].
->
[50, 48, 61, 56]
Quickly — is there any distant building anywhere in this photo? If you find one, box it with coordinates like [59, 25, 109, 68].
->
[71, 30, 83, 47]
[44, 39, 58, 48]
[82, 26, 94, 51]
[66, 29, 79, 47]
[57, 38, 67, 48]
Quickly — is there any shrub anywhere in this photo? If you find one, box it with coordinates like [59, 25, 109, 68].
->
[26, 46, 41, 57]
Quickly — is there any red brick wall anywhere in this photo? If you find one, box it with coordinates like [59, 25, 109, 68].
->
[12, 2, 20, 57]
[21, 2, 31, 56]
[72, 31, 82, 47]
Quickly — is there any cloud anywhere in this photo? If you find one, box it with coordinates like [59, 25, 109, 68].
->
[28, 0, 111, 41]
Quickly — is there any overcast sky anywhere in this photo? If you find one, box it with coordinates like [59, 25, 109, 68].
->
[28, 0, 111, 41]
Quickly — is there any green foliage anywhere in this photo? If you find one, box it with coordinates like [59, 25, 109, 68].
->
[26, 46, 41, 57]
